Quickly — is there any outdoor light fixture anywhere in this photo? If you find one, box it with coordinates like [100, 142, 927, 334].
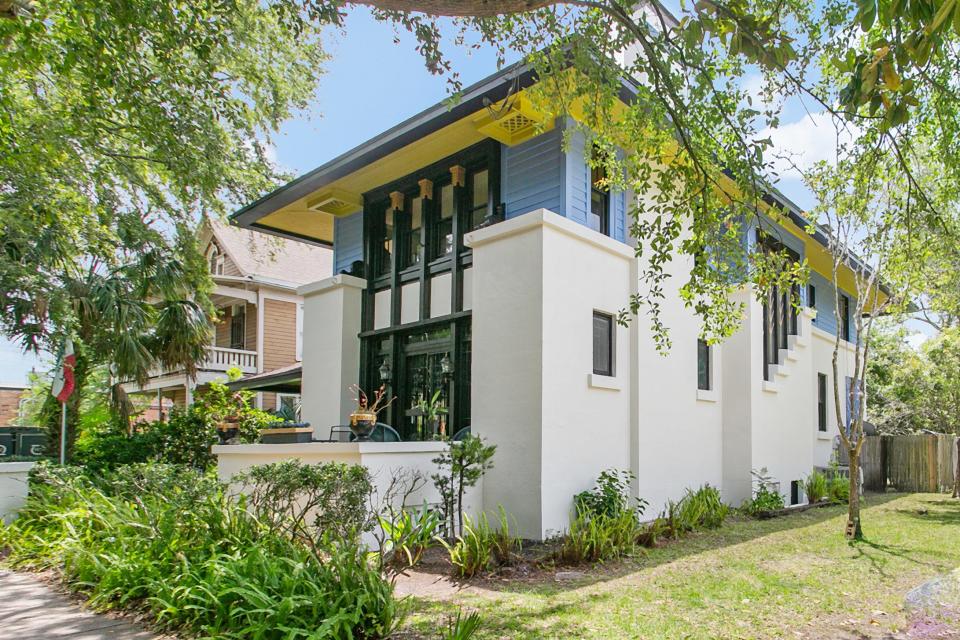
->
[378, 360, 392, 384]
[440, 353, 453, 376]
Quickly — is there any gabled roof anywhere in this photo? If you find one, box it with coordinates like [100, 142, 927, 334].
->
[205, 218, 332, 287]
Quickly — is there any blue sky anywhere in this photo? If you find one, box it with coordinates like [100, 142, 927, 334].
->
[0, 7, 857, 384]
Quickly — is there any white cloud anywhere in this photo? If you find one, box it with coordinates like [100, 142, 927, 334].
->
[758, 111, 859, 177]
[906, 332, 930, 350]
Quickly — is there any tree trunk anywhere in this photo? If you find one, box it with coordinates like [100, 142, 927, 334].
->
[846, 448, 863, 539]
[953, 437, 959, 499]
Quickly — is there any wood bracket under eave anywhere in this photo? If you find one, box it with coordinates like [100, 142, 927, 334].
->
[389, 191, 404, 211]
[450, 165, 466, 187]
[418, 178, 433, 199]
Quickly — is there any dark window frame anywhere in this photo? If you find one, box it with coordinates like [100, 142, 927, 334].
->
[807, 283, 816, 312]
[590, 164, 610, 237]
[817, 372, 827, 432]
[592, 311, 615, 376]
[838, 294, 850, 342]
[697, 339, 711, 391]
[229, 305, 245, 350]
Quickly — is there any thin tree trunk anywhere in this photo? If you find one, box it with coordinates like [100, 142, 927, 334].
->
[953, 437, 959, 499]
[847, 448, 863, 539]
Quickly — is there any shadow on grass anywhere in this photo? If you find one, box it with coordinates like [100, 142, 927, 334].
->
[410, 493, 907, 597]
[894, 496, 960, 526]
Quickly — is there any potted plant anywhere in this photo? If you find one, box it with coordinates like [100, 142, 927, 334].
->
[217, 411, 240, 444]
[413, 389, 447, 440]
[349, 385, 394, 441]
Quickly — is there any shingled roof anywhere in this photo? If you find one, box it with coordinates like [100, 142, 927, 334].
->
[205, 217, 332, 287]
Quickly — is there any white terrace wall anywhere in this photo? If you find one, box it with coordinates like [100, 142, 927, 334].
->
[810, 325, 862, 469]
[467, 209, 633, 540]
[0, 461, 34, 524]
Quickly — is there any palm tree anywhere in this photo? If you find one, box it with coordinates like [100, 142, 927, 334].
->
[39, 249, 212, 458]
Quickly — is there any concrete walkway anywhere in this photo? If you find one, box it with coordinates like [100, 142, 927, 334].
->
[0, 570, 162, 640]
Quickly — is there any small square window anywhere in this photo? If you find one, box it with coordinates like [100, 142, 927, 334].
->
[592, 312, 614, 376]
[697, 339, 711, 391]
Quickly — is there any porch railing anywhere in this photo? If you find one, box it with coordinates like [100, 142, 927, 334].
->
[201, 347, 258, 374]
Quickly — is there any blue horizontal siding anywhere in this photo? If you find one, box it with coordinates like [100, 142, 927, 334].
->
[808, 270, 858, 343]
[502, 127, 563, 219]
[333, 210, 364, 274]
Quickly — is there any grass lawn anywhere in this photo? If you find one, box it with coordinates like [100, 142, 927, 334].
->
[402, 493, 960, 639]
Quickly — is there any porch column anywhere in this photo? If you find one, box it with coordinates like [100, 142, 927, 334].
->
[298, 275, 365, 439]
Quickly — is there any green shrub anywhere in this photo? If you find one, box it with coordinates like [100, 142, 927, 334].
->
[829, 474, 850, 503]
[635, 517, 669, 548]
[677, 484, 729, 530]
[73, 381, 278, 471]
[446, 508, 521, 578]
[575, 469, 648, 520]
[442, 608, 482, 640]
[554, 510, 638, 565]
[742, 484, 785, 516]
[380, 503, 441, 570]
[1, 462, 402, 639]
[804, 471, 828, 503]
[447, 513, 497, 578]
[236, 459, 374, 545]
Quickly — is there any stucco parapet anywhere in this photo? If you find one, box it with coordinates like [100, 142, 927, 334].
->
[297, 274, 366, 297]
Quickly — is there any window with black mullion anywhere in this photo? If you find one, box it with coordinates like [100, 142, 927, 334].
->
[431, 180, 455, 260]
[399, 192, 423, 270]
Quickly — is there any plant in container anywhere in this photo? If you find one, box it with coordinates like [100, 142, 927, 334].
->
[348, 385, 394, 442]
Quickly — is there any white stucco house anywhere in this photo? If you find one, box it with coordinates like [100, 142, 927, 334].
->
[220, 60, 874, 540]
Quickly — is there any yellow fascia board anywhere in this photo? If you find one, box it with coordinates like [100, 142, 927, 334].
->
[471, 94, 555, 146]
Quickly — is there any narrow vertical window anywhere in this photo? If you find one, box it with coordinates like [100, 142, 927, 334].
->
[592, 311, 614, 376]
[468, 169, 489, 231]
[838, 294, 850, 341]
[807, 284, 816, 322]
[817, 373, 827, 432]
[590, 165, 610, 236]
[433, 183, 454, 258]
[697, 339, 711, 391]
[403, 196, 423, 268]
[230, 305, 245, 350]
[376, 206, 394, 277]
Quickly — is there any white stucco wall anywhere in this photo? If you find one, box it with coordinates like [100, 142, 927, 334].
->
[214, 442, 481, 544]
[467, 209, 633, 539]
[297, 275, 364, 438]
[631, 254, 726, 516]
[0, 462, 34, 524]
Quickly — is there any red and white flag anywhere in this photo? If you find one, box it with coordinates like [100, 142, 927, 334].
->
[51, 339, 76, 403]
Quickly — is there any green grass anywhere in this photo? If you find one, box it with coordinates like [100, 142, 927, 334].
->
[403, 494, 960, 639]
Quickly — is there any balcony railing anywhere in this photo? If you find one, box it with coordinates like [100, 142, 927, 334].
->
[202, 347, 258, 374]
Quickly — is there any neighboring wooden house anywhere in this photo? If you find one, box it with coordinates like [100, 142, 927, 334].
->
[124, 219, 331, 414]
[0, 384, 28, 427]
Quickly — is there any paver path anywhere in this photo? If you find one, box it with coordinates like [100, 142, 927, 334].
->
[0, 570, 163, 640]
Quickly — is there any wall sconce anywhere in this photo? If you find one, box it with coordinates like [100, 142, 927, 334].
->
[440, 353, 453, 379]
[378, 360, 392, 385]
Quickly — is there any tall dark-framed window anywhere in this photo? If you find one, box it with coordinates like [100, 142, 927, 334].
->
[466, 168, 490, 232]
[590, 165, 610, 236]
[817, 372, 827, 432]
[230, 305, 245, 350]
[697, 339, 711, 391]
[592, 311, 614, 376]
[431, 182, 455, 260]
[807, 284, 816, 311]
[838, 294, 850, 341]
[400, 194, 423, 269]
[373, 203, 394, 277]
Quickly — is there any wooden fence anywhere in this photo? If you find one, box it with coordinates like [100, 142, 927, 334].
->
[860, 434, 958, 493]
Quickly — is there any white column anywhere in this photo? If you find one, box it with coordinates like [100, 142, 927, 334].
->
[297, 275, 365, 440]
